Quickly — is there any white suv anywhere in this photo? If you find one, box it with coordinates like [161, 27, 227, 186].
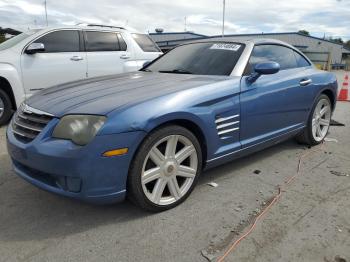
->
[0, 24, 162, 125]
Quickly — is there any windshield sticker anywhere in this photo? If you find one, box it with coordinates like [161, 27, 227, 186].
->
[210, 43, 241, 51]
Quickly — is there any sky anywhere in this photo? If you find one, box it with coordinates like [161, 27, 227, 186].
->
[0, 0, 349, 40]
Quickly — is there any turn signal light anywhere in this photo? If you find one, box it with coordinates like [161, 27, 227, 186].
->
[103, 148, 128, 157]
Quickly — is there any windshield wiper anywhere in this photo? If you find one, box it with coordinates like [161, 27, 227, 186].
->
[158, 69, 193, 74]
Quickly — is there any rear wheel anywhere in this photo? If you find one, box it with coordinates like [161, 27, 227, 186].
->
[127, 125, 202, 212]
[296, 94, 331, 145]
[0, 89, 13, 126]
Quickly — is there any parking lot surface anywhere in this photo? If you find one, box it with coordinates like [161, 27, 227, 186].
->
[0, 102, 349, 262]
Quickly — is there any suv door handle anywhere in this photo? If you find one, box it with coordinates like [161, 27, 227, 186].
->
[300, 79, 312, 86]
[70, 56, 83, 61]
[120, 54, 130, 59]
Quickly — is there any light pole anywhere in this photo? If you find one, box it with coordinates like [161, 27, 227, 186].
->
[44, 0, 48, 27]
[222, 0, 226, 37]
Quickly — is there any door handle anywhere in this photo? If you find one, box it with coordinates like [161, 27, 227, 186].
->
[70, 56, 83, 61]
[120, 54, 130, 59]
[300, 79, 312, 86]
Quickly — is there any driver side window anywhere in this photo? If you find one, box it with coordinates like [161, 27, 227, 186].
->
[34, 30, 80, 53]
[245, 44, 298, 75]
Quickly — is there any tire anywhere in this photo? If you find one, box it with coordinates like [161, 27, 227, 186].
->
[296, 94, 332, 146]
[0, 89, 13, 126]
[127, 125, 203, 212]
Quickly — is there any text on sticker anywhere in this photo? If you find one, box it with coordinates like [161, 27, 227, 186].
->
[210, 43, 241, 51]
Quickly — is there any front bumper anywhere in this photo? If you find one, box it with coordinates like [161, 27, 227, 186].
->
[6, 119, 146, 204]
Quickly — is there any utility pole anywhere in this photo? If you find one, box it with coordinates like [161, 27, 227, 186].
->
[44, 0, 48, 26]
[184, 16, 187, 32]
[222, 0, 226, 37]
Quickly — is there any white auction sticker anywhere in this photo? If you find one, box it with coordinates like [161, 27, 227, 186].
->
[210, 43, 241, 51]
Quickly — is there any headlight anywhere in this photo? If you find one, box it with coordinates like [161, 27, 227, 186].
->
[52, 115, 106, 146]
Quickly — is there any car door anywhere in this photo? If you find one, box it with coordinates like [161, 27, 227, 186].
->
[239, 44, 314, 148]
[21, 30, 87, 95]
[84, 31, 130, 78]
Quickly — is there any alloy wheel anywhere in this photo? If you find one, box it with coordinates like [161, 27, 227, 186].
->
[0, 97, 4, 119]
[141, 135, 198, 206]
[312, 98, 331, 142]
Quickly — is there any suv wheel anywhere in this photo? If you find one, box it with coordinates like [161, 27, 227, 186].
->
[0, 89, 13, 126]
[127, 125, 202, 212]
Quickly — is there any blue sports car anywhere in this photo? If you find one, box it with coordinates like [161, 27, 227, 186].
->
[7, 39, 337, 211]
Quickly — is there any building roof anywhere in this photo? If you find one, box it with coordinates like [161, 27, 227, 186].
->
[149, 31, 207, 37]
[149, 31, 208, 43]
[212, 32, 348, 47]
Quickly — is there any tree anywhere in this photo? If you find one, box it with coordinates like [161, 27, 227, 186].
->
[345, 40, 350, 49]
[298, 30, 310, 36]
[328, 36, 344, 44]
[0, 26, 4, 44]
[0, 26, 22, 44]
[0, 33, 5, 44]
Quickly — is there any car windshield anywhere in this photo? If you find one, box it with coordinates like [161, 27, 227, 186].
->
[144, 42, 245, 76]
[0, 30, 39, 51]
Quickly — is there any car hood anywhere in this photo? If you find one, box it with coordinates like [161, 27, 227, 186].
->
[26, 72, 232, 117]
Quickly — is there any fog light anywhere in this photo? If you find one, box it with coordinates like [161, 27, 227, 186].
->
[66, 177, 82, 193]
[103, 148, 128, 157]
[56, 176, 81, 193]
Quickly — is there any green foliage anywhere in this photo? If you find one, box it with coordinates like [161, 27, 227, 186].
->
[298, 30, 310, 36]
[345, 40, 350, 49]
[327, 36, 344, 44]
[0, 33, 5, 44]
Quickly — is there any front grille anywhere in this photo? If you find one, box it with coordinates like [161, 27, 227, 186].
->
[13, 159, 58, 187]
[12, 104, 53, 143]
[215, 114, 240, 138]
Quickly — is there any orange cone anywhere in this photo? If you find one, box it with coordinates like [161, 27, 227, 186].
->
[338, 73, 349, 101]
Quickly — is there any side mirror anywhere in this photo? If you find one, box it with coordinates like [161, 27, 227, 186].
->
[255, 61, 280, 75]
[25, 43, 45, 55]
[247, 61, 280, 83]
[139, 61, 152, 72]
[142, 61, 151, 68]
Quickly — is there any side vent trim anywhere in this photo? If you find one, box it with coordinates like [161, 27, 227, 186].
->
[215, 114, 240, 138]
[218, 127, 239, 136]
[215, 114, 239, 124]
[217, 121, 240, 130]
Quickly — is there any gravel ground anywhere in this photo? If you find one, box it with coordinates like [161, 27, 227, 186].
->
[0, 103, 349, 262]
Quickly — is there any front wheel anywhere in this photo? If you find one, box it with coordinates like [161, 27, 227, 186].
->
[0, 89, 13, 126]
[296, 94, 332, 145]
[127, 125, 202, 212]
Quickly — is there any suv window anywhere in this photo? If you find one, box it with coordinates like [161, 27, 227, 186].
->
[34, 30, 80, 53]
[247, 45, 298, 73]
[294, 51, 311, 67]
[85, 31, 119, 52]
[117, 33, 127, 51]
[132, 33, 160, 52]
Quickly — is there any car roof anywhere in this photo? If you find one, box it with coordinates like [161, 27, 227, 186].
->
[189, 37, 292, 46]
[31, 25, 141, 34]
[186, 37, 303, 54]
